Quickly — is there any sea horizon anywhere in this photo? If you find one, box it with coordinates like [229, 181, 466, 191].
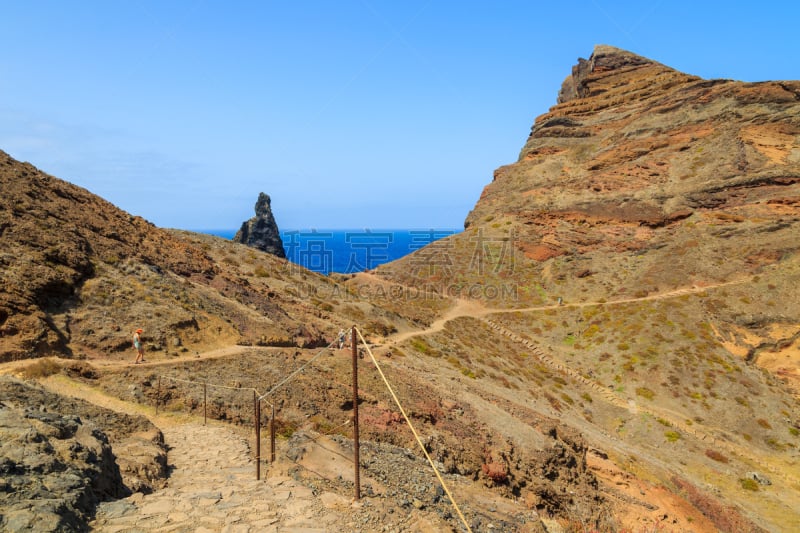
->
[195, 228, 461, 275]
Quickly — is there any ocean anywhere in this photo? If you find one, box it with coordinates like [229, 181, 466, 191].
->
[200, 229, 460, 275]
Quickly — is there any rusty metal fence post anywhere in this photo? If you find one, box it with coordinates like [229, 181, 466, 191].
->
[270, 404, 276, 463]
[254, 390, 261, 480]
[203, 382, 207, 425]
[351, 326, 361, 500]
[155, 376, 161, 415]
[257, 398, 262, 479]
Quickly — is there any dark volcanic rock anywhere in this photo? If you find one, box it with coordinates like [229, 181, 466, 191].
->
[0, 376, 167, 532]
[233, 192, 286, 258]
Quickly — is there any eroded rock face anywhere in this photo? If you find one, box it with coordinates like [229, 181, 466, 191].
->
[465, 44, 800, 242]
[423, 44, 800, 310]
[0, 396, 121, 530]
[233, 192, 286, 258]
[557, 45, 660, 104]
[0, 376, 167, 532]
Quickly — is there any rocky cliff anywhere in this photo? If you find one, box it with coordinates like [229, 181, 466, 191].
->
[374, 45, 800, 531]
[466, 44, 799, 238]
[232, 192, 285, 258]
[0, 374, 165, 532]
[384, 44, 799, 305]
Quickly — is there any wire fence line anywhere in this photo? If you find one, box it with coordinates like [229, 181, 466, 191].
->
[151, 336, 344, 479]
[158, 374, 262, 395]
[257, 337, 340, 402]
[151, 326, 473, 532]
[156, 328, 345, 416]
[153, 337, 342, 418]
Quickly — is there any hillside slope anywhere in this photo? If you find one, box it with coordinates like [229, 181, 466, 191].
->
[373, 45, 800, 531]
[2, 45, 800, 532]
[0, 150, 411, 362]
[0, 151, 612, 531]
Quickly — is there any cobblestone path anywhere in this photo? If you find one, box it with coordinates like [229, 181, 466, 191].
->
[90, 422, 350, 533]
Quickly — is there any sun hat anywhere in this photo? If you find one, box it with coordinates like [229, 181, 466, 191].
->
[136, 328, 143, 333]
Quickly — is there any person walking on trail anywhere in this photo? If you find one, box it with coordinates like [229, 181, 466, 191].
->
[337, 329, 346, 349]
[133, 328, 145, 364]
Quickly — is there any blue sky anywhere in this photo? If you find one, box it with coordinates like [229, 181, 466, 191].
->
[2, 1, 799, 230]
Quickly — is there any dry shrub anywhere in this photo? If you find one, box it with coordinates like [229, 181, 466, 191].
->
[63, 362, 99, 379]
[671, 476, 766, 532]
[364, 319, 397, 337]
[274, 417, 299, 438]
[481, 461, 508, 484]
[705, 449, 729, 463]
[19, 358, 62, 379]
[636, 387, 655, 400]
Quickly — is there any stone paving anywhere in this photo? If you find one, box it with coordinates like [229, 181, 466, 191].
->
[90, 422, 351, 532]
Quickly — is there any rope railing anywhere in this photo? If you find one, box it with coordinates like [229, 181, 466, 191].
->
[158, 374, 265, 396]
[151, 326, 472, 531]
[154, 372, 276, 480]
[159, 336, 340, 482]
[355, 327, 473, 533]
[258, 337, 339, 402]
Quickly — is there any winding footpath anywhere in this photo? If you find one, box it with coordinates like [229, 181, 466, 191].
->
[31, 376, 351, 533]
[5, 272, 788, 531]
[384, 277, 749, 346]
[380, 274, 793, 484]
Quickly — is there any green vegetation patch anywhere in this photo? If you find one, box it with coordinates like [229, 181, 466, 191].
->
[410, 338, 435, 356]
[635, 387, 655, 400]
[739, 478, 759, 491]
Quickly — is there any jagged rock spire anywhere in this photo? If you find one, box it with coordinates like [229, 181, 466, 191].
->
[233, 192, 286, 258]
[558, 45, 668, 104]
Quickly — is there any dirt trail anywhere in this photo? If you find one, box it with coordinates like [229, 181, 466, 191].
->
[0, 273, 771, 532]
[384, 277, 750, 346]
[89, 345, 273, 370]
[388, 298, 487, 344]
[376, 274, 795, 485]
[500, 277, 748, 313]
